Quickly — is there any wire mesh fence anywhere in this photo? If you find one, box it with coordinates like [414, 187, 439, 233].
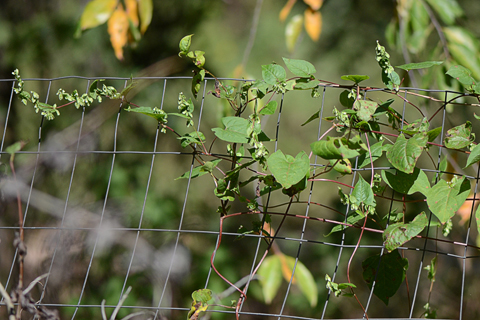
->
[1, 75, 479, 320]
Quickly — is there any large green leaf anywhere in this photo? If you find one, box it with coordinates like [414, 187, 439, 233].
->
[262, 64, 287, 85]
[267, 150, 310, 189]
[353, 100, 378, 122]
[465, 143, 480, 168]
[212, 117, 249, 143]
[258, 255, 283, 304]
[445, 65, 476, 86]
[444, 121, 474, 149]
[383, 212, 428, 252]
[386, 133, 427, 174]
[310, 136, 367, 160]
[362, 250, 408, 306]
[426, 176, 471, 224]
[381, 167, 430, 195]
[283, 58, 316, 77]
[282, 255, 318, 307]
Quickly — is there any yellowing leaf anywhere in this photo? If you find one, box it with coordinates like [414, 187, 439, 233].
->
[303, 0, 323, 10]
[138, 0, 153, 34]
[279, 254, 318, 307]
[304, 7, 322, 41]
[108, 4, 129, 60]
[125, 0, 139, 27]
[285, 14, 303, 52]
[280, 0, 297, 22]
[79, 0, 118, 31]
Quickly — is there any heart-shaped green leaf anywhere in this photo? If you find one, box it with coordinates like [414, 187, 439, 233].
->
[381, 167, 430, 195]
[262, 64, 287, 85]
[283, 58, 316, 77]
[267, 150, 310, 189]
[212, 117, 250, 143]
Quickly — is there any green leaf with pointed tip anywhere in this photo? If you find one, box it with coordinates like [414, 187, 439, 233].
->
[354, 100, 378, 122]
[426, 176, 471, 224]
[396, 61, 443, 71]
[362, 250, 408, 305]
[267, 150, 310, 189]
[381, 167, 431, 195]
[262, 64, 287, 85]
[446, 65, 476, 86]
[351, 175, 375, 207]
[465, 143, 480, 168]
[444, 121, 474, 149]
[138, 0, 153, 33]
[260, 101, 278, 115]
[324, 213, 364, 237]
[258, 255, 283, 304]
[126, 106, 167, 122]
[175, 159, 222, 180]
[340, 75, 369, 84]
[5, 141, 26, 155]
[282, 255, 318, 307]
[301, 109, 321, 126]
[178, 131, 206, 148]
[339, 90, 355, 108]
[358, 141, 384, 169]
[383, 70, 400, 91]
[212, 117, 249, 143]
[311, 136, 367, 160]
[386, 133, 427, 174]
[191, 69, 205, 99]
[383, 212, 428, 252]
[283, 58, 316, 77]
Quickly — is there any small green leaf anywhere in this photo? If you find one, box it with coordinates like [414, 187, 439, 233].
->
[192, 289, 213, 304]
[179, 34, 193, 54]
[301, 109, 321, 126]
[178, 131, 206, 148]
[126, 106, 167, 122]
[258, 255, 283, 304]
[267, 150, 310, 189]
[465, 143, 480, 168]
[282, 58, 316, 77]
[324, 212, 364, 237]
[383, 212, 428, 252]
[310, 136, 367, 160]
[212, 117, 250, 143]
[395, 61, 443, 71]
[259, 101, 278, 115]
[329, 158, 352, 174]
[175, 159, 221, 180]
[294, 78, 320, 90]
[351, 175, 375, 208]
[354, 100, 378, 122]
[386, 133, 427, 174]
[444, 121, 474, 149]
[446, 65, 476, 86]
[381, 167, 431, 195]
[5, 141, 26, 156]
[191, 69, 205, 99]
[426, 176, 471, 224]
[340, 75, 370, 84]
[362, 250, 408, 305]
[262, 64, 287, 85]
[281, 255, 318, 307]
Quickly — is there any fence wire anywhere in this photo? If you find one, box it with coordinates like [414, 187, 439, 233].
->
[0, 76, 479, 320]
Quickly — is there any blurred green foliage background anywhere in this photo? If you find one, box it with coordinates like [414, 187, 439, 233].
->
[2, 0, 480, 319]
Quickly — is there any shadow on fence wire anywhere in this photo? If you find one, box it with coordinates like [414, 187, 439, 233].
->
[0, 75, 479, 320]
